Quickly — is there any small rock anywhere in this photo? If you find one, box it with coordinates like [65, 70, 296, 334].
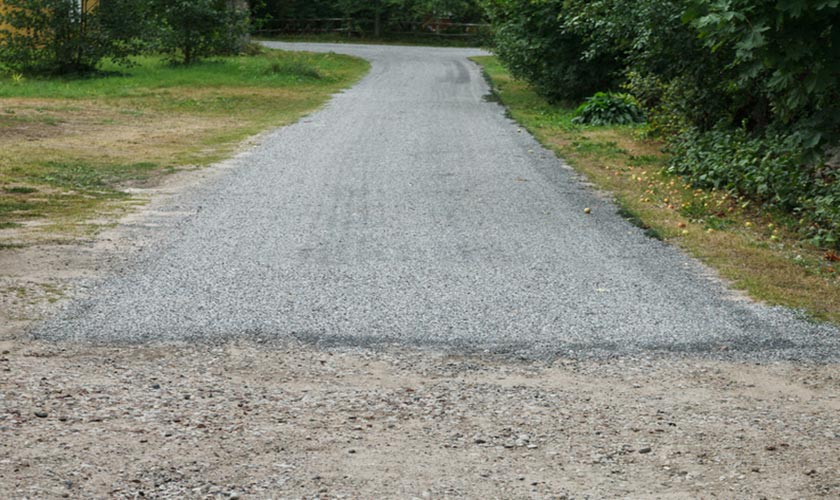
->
[151, 384, 161, 390]
[474, 438, 487, 444]
[34, 411, 48, 418]
[638, 447, 652, 454]
[805, 469, 817, 476]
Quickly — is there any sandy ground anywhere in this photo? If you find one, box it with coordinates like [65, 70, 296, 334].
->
[1, 339, 838, 499]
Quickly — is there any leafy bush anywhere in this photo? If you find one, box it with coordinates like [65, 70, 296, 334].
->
[482, 0, 622, 102]
[0, 0, 149, 74]
[572, 92, 644, 126]
[152, 0, 250, 65]
[670, 126, 840, 248]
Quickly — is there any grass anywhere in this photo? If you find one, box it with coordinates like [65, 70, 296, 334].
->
[0, 50, 369, 242]
[472, 55, 840, 324]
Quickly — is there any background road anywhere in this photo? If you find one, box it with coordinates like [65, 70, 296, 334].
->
[37, 43, 839, 361]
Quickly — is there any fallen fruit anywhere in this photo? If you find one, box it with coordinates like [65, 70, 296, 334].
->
[584, 207, 591, 214]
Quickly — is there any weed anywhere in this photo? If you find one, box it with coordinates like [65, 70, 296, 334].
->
[264, 59, 323, 80]
[4, 186, 38, 194]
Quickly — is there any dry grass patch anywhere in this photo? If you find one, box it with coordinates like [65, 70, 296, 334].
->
[0, 51, 369, 245]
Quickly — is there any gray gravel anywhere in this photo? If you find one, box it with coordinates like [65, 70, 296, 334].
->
[34, 43, 839, 361]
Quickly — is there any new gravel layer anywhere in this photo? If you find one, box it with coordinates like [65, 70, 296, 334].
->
[33, 43, 839, 361]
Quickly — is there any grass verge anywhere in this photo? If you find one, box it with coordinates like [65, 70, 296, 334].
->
[0, 50, 369, 243]
[473, 55, 840, 324]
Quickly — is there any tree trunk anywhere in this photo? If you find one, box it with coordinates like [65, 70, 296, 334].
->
[374, 9, 381, 38]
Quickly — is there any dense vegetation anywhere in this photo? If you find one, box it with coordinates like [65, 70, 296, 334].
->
[0, 0, 250, 72]
[484, 0, 840, 249]
[252, 0, 485, 38]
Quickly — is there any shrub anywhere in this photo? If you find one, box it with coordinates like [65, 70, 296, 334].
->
[0, 0, 149, 74]
[572, 92, 644, 126]
[483, 0, 622, 102]
[670, 126, 840, 248]
[152, 0, 250, 65]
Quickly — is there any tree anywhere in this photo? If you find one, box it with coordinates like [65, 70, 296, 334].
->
[0, 0, 150, 74]
[153, 0, 250, 65]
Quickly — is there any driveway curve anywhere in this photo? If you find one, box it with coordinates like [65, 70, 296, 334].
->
[36, 42, 839, 361]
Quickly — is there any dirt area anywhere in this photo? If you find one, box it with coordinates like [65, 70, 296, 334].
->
[0, 144, 838, 499]
[1, 341, 838, 499]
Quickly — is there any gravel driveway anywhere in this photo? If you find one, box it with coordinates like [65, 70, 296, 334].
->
[34, 42, 839, 360]
[4, 43, 840, 499]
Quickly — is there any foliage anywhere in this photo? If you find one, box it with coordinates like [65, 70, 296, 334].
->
[572, 92, 644, 126]
[670, 126, 840, 247]
[0, 0, 150, 74]
[481, 0, 622, 102]
[152, 0, 250, 65]
[685, 1, 840, 130]
[253, 0, 486, 36]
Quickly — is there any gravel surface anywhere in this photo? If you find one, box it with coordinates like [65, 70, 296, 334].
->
[33, 42, 839, 360]
[1, 342, 838, 498]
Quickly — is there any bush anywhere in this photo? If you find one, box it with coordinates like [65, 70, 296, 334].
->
[572, 92, 644, 126]
[153, 0, 250, 65]
[0, 0, 149, 74]
[483, 0, 622, 102]
[670, 126, 840, 248]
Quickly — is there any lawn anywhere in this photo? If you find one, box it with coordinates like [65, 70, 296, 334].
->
[473, 55, 840, 324]
[0, 50, 369, 242]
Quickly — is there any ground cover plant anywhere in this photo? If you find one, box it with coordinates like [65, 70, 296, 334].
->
[473, 55, 840, 324]
[0, 50, 369, 243]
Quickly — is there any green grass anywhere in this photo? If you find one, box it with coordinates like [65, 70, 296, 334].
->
[472, 55, 840, 324]
[0, 50, 370, 240]
[0, 53, 356, 99]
